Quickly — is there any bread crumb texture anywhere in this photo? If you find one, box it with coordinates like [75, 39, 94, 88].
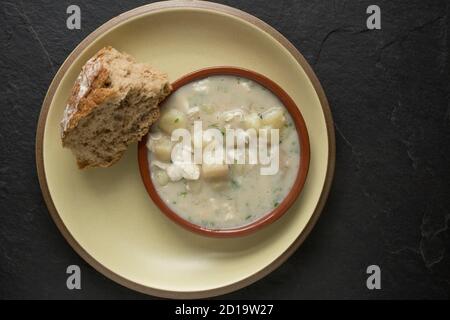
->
[60, 46, 172, 169]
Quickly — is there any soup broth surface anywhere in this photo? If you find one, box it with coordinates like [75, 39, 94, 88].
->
[147, 75, 300, 229]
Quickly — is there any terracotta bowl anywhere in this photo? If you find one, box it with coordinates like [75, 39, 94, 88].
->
[138, 67, 310, 237]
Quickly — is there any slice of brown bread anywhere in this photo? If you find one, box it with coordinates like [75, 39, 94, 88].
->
[61, 46, 172, 169]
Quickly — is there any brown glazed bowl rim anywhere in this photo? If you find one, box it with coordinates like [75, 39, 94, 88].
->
[138, 66, 310, 237]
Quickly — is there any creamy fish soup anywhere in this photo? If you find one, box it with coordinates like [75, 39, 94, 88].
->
[146, 75, 300, 229]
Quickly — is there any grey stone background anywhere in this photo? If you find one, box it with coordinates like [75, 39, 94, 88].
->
[0, 0, 449, 299]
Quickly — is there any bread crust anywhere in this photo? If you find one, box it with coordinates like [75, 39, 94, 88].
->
[61, 49, 112, 139]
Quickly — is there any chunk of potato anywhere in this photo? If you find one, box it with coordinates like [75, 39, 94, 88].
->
[155, 170, 169, 186]
[202, 163, 229, 179]
[261, 108, 286, 129]
[153, 141, 173, 162]
[243, 112, 261, 130]
[159, 109, 187, 134]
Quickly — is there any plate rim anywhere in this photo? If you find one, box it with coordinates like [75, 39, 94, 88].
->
[35, 0, 336, 299]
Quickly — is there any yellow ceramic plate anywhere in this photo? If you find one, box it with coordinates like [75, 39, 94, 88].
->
[36, 0, 335, 298]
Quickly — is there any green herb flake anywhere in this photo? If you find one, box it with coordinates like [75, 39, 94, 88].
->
[179, 191, 187, 198]
[273, 201, 280, 208]
[231, 179, 240, 189]
[245, 215, 252, 220]
[174, 118, 179, 123]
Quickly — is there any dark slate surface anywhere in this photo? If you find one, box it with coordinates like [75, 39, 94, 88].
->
[0, 0, 448, 299]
